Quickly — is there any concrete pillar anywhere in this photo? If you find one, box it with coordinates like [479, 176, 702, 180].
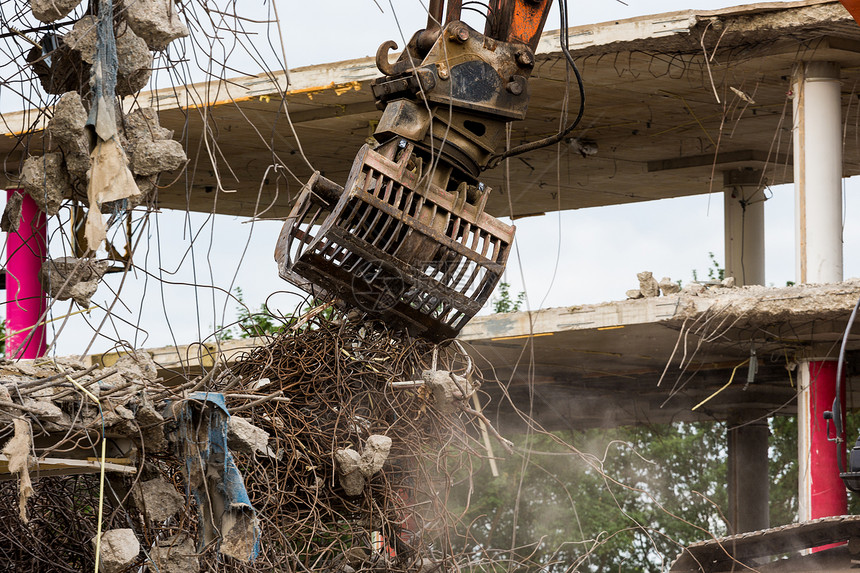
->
[727, 417, 770, 533]
[723, 168, 765, 286]
[792, 61, 848, 526]
[792, 61, 843, 285]
[5, 189, 47, 359]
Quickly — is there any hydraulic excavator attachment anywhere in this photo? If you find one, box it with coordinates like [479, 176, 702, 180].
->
[275, 0, 561, 342]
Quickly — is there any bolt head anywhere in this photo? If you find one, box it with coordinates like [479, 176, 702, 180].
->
[516, 50, 534, 67]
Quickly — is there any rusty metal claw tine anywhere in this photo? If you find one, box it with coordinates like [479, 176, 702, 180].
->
[375, 40, 399, 76]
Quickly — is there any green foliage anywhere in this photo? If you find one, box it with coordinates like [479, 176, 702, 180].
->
[450, 422, 730, 573]
[219, 287, 283, 340]
[707, 252, 725, 281]
[493, 282, 525, 314]
[218, 288, 335, 340]
[692, 252, 725, 283]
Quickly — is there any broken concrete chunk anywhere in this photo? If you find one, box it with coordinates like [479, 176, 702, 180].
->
[132, 139, 187, 176]
[682, 282, 706, 295]
[150, 533, 199, 573]
[39, 257, 110, 307]
[1, 191, 23, 233]
[227, 416, 271, 456]
[63, 16, 98, 63]
[31, 0, 82, 23]
[132, 478, 185, 522]
[659, 277, 681, 295]
[358, 434, 391, 477]
[625, 289, 643, 299]
[93, 528, 140, 573]
[335, 448, 365, 496]
[48, 92, 87, 147]
[124, 107, 173, 147]
[21, 153, 69, 216]
[115, 351, 158, 382]
[22, 398, 70, 425]
[637, 271, 660, 298]
[422, 370, 473, 414]
[115, 23, 153, 96]
[721, 276, 737, 288]
[124, 0, 190, 50]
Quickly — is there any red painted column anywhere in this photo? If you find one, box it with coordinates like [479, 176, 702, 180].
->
[5, 190, 47, 359]
[799, 360, 847, 545]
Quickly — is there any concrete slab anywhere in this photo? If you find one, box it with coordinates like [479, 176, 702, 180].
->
[4, 0, 860, 218]
[123, 280, 860, 432]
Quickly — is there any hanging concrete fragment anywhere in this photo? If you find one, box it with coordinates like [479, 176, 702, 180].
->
[48, 91, 88, 145]
[48, 91, 93, 182]
[124, 107, 173, 147]
[26, 39, 89, 94]
[31, 0, 83, 23]
[114, 22, 152, 96]
[92, 528, 140, 573]
[20, 153, 69, 216]
[132, 139, 187, 176]
[39, 256, 111, 307]
[132, 478, 185, 522]
[1, 192, 23, 233]
[63, 16, 98, 63]
[422, 370, 474, 413]
[124, 0, 189, 50]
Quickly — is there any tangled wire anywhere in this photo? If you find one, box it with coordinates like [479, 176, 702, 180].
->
[223, 315, 492, 571]
[0, 311, 506, 572]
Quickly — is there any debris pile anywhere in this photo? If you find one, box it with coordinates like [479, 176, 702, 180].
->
[626, 270, 734, 299]
[0, 313, 506, 571]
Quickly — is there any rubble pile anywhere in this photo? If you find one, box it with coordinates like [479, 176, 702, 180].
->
[223, 316, 493, 572]
[626, 270, 733, 299]
[0, 313, 503, 572]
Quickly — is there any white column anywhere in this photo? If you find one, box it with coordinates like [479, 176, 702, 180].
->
[792, 61, 843, 284]
[723, 168, 765, 286]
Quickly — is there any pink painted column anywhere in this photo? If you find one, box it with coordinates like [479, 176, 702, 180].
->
[5, 190, 47, 359]
[798, 360, 847, 546]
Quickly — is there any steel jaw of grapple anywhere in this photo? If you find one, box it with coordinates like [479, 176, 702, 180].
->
[274, 138, 515, 343]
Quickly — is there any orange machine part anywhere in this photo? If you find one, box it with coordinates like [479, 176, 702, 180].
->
[509, 0, 552, 48]
[842, 0, 860, 24]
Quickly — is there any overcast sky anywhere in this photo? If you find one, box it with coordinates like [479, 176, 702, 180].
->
[6, 0, 860, 357]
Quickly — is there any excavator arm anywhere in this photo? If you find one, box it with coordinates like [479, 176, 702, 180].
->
[275, 0, 559, 342]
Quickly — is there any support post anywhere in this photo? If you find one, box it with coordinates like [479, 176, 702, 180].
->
[798, 360, 847, 526]
[727, 417, 770, 533]
[723, 168, 765, 286]
[793, 61, 843, 285]
[792, 61, 847, 527]
[5, 190, 47, 359]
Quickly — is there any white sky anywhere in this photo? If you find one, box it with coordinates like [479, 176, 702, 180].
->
[6, 0, 860, 356]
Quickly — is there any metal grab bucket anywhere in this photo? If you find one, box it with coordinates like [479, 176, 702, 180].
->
[274, 139, 515, 342]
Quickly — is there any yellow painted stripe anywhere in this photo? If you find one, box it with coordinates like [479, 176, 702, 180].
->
[490, 332, 554, 342]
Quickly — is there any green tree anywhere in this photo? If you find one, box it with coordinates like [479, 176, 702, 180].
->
[450, 422, 730, 572]
[219, 287, 285, 340]
[493, 282, 525, 314]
